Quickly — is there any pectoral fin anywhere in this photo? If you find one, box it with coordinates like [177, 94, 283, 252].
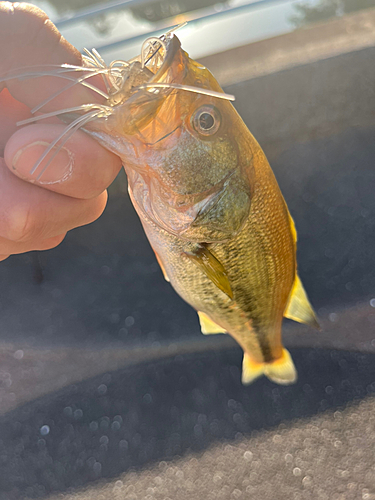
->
[184, 246, 233, 299]
[198, 311, 227, 335]
[284, 274, 320, 329]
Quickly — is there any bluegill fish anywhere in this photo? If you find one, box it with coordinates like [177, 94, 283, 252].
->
[5, 30, 319, 384]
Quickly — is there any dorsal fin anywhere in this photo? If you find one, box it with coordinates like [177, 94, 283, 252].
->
[284, 274, 320, 329]
[184, 245, 233, 299]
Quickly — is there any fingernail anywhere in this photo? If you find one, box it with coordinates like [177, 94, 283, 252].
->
[12, 141, 74, 184]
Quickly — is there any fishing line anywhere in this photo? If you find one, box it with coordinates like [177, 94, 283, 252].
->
[135, 83, 235, 101]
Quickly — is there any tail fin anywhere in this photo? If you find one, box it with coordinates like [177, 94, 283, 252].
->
[242, 348, 297, 385]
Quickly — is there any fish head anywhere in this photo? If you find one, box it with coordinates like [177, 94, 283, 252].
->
[86, 35, 255, 242]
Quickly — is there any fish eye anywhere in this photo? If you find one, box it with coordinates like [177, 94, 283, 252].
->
[192, 106, 221, 136]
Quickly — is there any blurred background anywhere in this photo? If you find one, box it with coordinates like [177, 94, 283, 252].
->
[1, 0, 375, 498]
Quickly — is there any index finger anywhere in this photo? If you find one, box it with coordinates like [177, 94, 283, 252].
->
[0, 2, 105, 111]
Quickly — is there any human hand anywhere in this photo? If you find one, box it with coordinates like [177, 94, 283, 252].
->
[0, 2, 122, 261]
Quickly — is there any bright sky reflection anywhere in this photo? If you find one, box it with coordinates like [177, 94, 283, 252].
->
[26, 0, 322, 61]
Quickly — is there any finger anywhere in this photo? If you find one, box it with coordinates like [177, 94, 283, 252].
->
[0, 89, 32, 154]
[0, 3, 105, 110]
[0, 233, 66, 255]
[0, 160, 108, 243]
[4, 124, 122, 199]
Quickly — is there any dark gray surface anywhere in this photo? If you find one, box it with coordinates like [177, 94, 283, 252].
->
[1, 347, 375, 499]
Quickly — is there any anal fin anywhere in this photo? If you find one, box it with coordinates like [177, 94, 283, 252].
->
[242, 349, 297, 385]
[184, 245, 233, 299]
[198, 311, 226, 335]
[284, 274, 320, 329]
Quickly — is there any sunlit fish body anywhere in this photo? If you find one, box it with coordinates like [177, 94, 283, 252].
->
[5, 31, 319, 384]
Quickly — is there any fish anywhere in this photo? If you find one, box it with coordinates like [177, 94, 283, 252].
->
[3, 28, 319, 385]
